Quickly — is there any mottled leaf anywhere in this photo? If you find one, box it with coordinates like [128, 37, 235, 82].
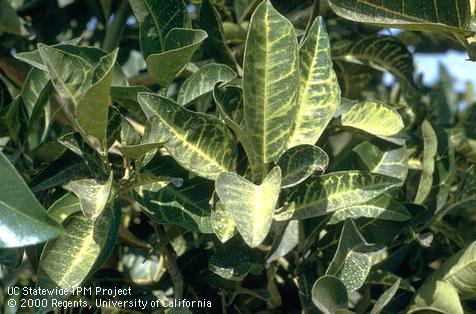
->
[243, 0, 299, 168]
[327, 220, 383, 291]
[287, 171, 401, 219]
[411, 281, 464, 314]
[216, 167, 282, 248]
[329, 194, 411, 224]
[340, 101, 404, 137]
[178, 63, 236, 105]
[353, 141, 408, 182]
[287, 17, 340, 149]
[65, 173, 113, 220]
[277, 144, 329, 188]
[135, 178, 214, 233]
[212, 201, 236, 243]
[138, 93, 238, 180]
[35, 203, 118, 313]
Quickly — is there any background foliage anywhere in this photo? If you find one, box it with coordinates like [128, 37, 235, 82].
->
[0, 0, 476, 313]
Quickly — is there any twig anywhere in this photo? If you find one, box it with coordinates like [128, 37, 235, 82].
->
[154, 225, 184, 299]
[102, 0, 131, 52]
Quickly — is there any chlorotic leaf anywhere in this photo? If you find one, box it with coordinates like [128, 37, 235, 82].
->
[353, 141, 408, 182]
[341, 101, 404, 137]
[0, 152, 63, 248]
[287, 171, 401, 219]
[328, 194, 411, 224]
[243, 0, 299, 168]
[216, 167, 282, 248]
[65, 173, 113, 220]
[138, 93, 238, 180]
[327, 220, 383, 291]
[35, 204, 118, 313]
[212, 201, 236, 243]
[415, 120, 437, 204]
[135, 178, 214, 233]
[411, 281, 464, 314]
[287, 17, 340, 149]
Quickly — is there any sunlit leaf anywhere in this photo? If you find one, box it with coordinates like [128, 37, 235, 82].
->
[138, 93, 238, 180]
[243, 0, 299, 170]
[287, 171, 401, 219]
[287, 17, 340, 149]
[0, 152, 62, 248]
[216, 167, 282, 248]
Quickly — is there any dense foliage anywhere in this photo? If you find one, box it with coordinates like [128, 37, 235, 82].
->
[0, 0, 476, 313]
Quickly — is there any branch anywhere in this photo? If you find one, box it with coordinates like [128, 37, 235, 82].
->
[102, 0, 132, 52]
[0, 47, 29, 87]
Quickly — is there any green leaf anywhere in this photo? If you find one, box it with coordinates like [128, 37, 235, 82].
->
[287, 171, 401, 219]
[0, 0, 28, 36]
[277, 144, 329, 188]
[76, 49, 118, 145]
[129, 0, 191, 59]
[47, 193, 82, 223]
[146, 29, 208, 87]
[35, 204, 117, 313]
[209, 240, 260, 280]
[328, 194, 411, 224]
[333, 35, 416, 88]
[367, 270, 415, 292]
[216, 166, 282, 248]
[328, 0, 473, 36]
[37, 45, 119, 149]
[178, 63, 236, 106]
[0, 152, 63, 248]
[429, 127, 455, 211]
[411, 281, 464, 314]
[327, 220, 383, 291]
[287, 17, 340, 149]
[199, 0, 238, 68]
[20, 67, 52, 127]
[415, 120, 437, 204]
[418, 241, 476, 300]
[65, 173, 113, 220]
[135, 178, 214, 233]
[266, 220, 299, 263]
[0, 247, 24, 268]
[212, 201, 236, 243]
[370, 279, 400, 314]
[243, 0, 299, 168]
[138, 93, 238, 180]
[340, 101, 404, 138]
[353, 141, 408, 182]
[311, 275, 348, 314]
